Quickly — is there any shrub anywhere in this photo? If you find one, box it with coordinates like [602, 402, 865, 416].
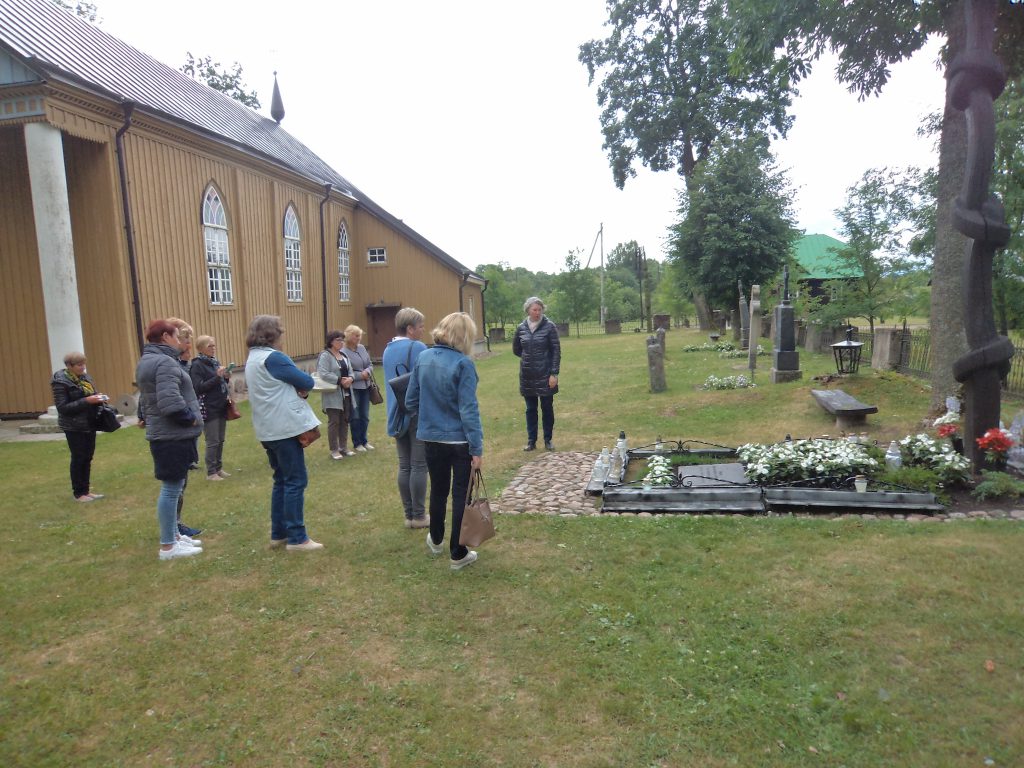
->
[972, 471, 1024, 501]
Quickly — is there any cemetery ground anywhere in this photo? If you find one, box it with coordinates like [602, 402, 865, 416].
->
[1, 330, 1022, 767]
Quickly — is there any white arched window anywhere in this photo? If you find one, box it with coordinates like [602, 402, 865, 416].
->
[338, 222, 351, 302]
[284, 206, 302, 302]
[203, 186, 232, 305]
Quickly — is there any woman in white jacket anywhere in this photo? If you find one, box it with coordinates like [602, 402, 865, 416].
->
[244, 315, 324, 552]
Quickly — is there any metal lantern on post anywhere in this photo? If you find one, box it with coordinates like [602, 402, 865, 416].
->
[831, 326, 864, 374]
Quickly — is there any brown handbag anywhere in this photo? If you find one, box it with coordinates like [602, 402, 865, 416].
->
[367, 372, 384, 405]
[460, 469, 495, 547]
[297, 426, 321, 448]
[225, 399, 242, 421]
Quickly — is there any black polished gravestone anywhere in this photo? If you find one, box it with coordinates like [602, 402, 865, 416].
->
[770, 264, 802, 383]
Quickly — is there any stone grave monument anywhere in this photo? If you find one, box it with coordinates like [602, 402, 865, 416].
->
[739, 280, 749, 350]
[748, 285, 761, 377]
[770, 264, 802, 383]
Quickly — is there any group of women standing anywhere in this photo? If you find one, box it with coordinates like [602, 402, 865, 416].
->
[51, 297, 558, 572]
[316, 325, 375, 460]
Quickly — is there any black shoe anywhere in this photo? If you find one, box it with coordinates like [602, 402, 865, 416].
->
[545, 441, 555, 451]
[523, 442, 536, 452]
[178, 523, 203, 537]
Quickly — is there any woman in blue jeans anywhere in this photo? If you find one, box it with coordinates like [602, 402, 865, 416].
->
[245, 315, 324, 552]
[135, 319, 204, 561]
[341, 324, 375, 452]
[405, 312, 483, 571]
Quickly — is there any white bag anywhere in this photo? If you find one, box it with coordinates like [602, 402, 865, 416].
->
[311, 373, 335, 391]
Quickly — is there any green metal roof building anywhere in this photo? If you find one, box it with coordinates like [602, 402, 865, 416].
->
[791, 234, 862, 279]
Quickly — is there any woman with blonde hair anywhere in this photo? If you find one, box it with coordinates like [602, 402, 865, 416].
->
[341, 324, 375, 452]
[405, 312, 483, 571]
[382, 308, 428, 528]
[190, 335, 232, 480]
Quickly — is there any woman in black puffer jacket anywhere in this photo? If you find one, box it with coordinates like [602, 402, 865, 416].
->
[51, 351, 110, 502]
[512, 296, 561, 452]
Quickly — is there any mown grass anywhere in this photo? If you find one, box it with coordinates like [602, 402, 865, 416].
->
[2, 330, 1022, 767]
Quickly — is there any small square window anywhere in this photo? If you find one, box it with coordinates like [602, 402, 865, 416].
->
[368, 247, 387, 265]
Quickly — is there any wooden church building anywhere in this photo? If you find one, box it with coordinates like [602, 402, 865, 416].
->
[0, 0, 485, 416]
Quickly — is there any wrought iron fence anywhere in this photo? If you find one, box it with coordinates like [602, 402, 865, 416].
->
[883, 328, 1022, 398]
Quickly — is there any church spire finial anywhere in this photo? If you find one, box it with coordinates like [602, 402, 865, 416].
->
[271, 71, 285, 123]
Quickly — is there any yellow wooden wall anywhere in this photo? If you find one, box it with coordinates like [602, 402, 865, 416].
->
[63, 134, 138, 399]
[3, 101, 481, 413]
[352, 208, 470, 336]
[0, 125, 52, 413]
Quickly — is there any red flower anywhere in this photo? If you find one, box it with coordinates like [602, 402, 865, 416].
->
[976, 428, 1014, 455]
[937, 424, 959, 439]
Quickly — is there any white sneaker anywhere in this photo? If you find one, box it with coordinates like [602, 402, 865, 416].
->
[159, 541, 203, 560]
[207, 473, 224, 481]
[450, 551, 478, 571]
[354, 445, 367, 453]
[364, 443, 375, 451]
[178, 534, 202, 547]
[331, 451, 343, 460]
[426, 531, 444, 555]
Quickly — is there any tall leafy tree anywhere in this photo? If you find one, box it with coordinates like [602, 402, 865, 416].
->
[181, 53, 261, 109]
[992, 76, 1024, 332]
[731, 0, 1024, 406]
[667, 134, 797, 310]
[812, 168, 921, 335]
[579, 0, 794, 190]
[477, 263, 521, 332]
[579, 0, 795, 328]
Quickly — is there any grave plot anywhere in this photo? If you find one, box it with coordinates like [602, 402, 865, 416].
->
[590, 438, 942, 515]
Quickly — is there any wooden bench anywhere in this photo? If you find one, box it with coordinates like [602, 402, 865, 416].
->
[811, 389, 878, 431]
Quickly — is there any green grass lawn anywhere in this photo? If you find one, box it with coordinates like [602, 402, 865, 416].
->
[2, 330, 1022, 767]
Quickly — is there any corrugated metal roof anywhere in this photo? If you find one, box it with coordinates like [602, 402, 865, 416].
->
[792, 234, 861, 280]
[0, 0, 477, 279]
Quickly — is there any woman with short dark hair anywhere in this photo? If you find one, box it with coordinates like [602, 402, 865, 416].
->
[245, 315, 324, 552]
[317, 330, 355, 460]
[51, 351, 108, 502]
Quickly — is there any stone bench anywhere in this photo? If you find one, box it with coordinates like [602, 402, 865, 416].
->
[811, 389, 878, 431]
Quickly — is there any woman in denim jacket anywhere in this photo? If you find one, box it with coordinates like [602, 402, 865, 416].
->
[405, 312, 483, 571]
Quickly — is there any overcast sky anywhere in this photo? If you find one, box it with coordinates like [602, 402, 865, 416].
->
[92, 0, 946, 274]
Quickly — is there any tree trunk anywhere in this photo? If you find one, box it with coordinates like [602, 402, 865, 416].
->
[929, 2, 969, 412]
[693, 292, 712, 330]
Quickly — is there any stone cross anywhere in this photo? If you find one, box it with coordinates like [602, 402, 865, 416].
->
[748, 285, 761, 376]
[738, 280, 749, 350]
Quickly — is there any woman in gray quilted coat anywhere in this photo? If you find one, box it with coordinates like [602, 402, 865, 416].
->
[512, 296, 561, 452]
[135, 319, 204, 561]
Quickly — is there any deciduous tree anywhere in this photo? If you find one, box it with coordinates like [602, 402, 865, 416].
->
[181, 53, 261, 109]
[667, 134, 797, 311]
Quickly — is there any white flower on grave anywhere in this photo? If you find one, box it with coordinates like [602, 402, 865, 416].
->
[645, 455, 675, 486]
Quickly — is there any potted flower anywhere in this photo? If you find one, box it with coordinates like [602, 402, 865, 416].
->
[976, 428, 1015, 469]
[936, 423, 963, 454]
